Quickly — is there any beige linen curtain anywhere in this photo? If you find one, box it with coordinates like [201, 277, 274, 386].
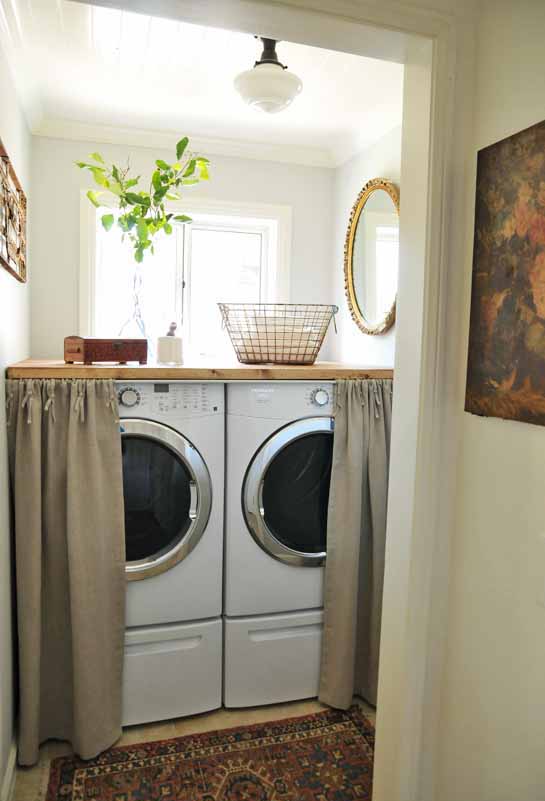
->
[319, 378, 393, 708]
[6, 379, 126, 766]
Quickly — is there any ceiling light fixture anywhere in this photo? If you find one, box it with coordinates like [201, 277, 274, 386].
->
[234, 37, 302, 114]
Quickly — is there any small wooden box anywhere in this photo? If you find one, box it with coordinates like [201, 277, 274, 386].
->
[64, 336, 148, 365]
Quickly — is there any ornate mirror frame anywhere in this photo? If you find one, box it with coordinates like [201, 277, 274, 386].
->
[344, 177, 400, 335]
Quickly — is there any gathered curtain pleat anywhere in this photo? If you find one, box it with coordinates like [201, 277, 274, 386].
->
[6, 379, 126, 766]
[319, 378, 393, 709]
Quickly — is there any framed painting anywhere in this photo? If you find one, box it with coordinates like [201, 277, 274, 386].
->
[465, 119, 545, 426]
[0, 138, 27, 283]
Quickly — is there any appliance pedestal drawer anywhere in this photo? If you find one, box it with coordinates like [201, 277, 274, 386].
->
[224, 610, 323, 708]
[122, 618, 222, 726]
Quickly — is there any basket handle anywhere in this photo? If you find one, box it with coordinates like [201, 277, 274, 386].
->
[218, 304, 228, 330]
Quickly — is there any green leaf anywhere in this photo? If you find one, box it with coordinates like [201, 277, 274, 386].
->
[90, 152, 105, 164]
[155, 159, 170, 170]
[125, 192, 147, 206]
[176, 137, 189, 160]
[199, 162, 209, 180]
[173, 214, 192, 223]
[164, 222, 173, 235]
[165, 192, 180, 200]
[101, 213, 115, 231]
[125, 178, 139, 189]
[86, 189, 101, 208]
[134, 248, 144, 263]
[91, 167, 109, 188]
[137, 218, 149, 242]
[75, 161, 89, 169]
[152, 170, 162, 191]
[181, 178, 199, 186]
[183, 159, 196, 177]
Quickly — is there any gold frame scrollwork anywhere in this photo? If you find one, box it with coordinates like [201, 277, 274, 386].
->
[343, 177, 400, 335]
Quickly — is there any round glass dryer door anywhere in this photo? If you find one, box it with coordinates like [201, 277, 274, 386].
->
[120, 419, 212, 581]
[243, 417, 334, 566]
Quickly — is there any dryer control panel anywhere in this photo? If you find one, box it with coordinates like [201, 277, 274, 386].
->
[228, 382, 334, 419]
[117, 382, 223, 418]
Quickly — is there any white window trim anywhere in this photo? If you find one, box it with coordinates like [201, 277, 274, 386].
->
[79, 194, 97, 337]
[79, 192, 292, 337]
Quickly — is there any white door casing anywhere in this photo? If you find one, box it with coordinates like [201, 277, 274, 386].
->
[72, 2, 478, 800]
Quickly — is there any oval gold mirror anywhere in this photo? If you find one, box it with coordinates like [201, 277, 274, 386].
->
[344, 177, 400, 335]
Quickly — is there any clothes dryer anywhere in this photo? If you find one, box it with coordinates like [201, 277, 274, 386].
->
[224, 382, 334, 707]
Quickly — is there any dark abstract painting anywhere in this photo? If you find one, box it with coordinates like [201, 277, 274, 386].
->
[465, 119, 545, 426]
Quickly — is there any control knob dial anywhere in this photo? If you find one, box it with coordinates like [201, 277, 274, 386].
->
[311, 388, 330, 407]
[119, 387, 140, 408]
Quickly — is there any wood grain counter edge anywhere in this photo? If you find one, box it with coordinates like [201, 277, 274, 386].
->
[6, 360, 394, 381]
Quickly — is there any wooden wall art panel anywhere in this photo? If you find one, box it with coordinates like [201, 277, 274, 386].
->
[0, 138, 26, 283]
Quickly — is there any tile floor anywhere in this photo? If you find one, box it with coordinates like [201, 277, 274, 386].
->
[14, 697, 376, 801]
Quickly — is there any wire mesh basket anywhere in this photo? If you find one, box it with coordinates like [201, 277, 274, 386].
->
[218, 303, 338, 365]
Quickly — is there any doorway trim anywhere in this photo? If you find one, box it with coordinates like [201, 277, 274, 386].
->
[73, 2, 476, 799]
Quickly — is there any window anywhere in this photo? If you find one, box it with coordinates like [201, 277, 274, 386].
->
[358, 210, 399, 324]
[375, 224, 399, 317]
[81, 198, 291, 359]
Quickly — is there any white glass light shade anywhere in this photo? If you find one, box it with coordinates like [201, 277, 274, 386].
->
[234, 63, 302, 113]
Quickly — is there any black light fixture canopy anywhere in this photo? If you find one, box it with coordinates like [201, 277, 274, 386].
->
[254, 37, 288, 70]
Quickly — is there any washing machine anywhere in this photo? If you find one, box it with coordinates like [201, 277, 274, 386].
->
[224, 381, 334, 707]
[117, 381, 224, 725]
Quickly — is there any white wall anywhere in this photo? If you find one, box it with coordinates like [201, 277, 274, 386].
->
[329, 126, 401, 366]
[30, 138, 334, 360]
[0, 44, 31, 798]
[437, 2, 545, 800]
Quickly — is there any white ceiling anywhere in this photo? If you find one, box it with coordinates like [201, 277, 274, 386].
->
[0, 0, 404, 167]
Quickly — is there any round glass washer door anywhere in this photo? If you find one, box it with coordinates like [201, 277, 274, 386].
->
[243, 417, 334, 567]
[120, 419, 212, 581]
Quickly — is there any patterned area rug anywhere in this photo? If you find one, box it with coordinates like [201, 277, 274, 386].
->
[46, 707, 374, 800]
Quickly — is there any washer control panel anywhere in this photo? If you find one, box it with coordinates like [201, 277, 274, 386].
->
[117, 383, 222, 417]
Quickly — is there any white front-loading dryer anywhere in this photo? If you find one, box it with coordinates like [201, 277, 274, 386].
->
[225, 382, 334, 617]
[117, 381, 224, 725]
[224, 381, 334, 708]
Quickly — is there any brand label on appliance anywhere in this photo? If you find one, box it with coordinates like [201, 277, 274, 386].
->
[252, 388, 274, 405]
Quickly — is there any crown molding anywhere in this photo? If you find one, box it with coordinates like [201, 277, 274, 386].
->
[34, 117, 337, 169]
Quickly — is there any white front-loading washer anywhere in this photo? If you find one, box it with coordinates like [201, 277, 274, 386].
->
[117, 381, 224, 725]
[224, 381, 334, 707]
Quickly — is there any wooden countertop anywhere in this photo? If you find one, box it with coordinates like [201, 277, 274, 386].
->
[7, 359, 394, 381]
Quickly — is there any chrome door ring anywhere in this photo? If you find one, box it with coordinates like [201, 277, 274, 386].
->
[120, 418, 212, 581]
[243, 417, 333, 567]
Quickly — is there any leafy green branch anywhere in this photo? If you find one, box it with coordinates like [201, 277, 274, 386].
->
[76, 137, 209, 262]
